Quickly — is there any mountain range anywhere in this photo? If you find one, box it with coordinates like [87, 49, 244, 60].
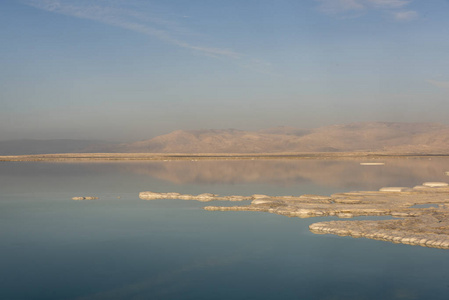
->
[117, 122, 449, 154]
[1, 122, 449, 155]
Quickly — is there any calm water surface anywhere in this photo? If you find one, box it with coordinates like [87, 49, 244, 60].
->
[2, 158, 449, 300]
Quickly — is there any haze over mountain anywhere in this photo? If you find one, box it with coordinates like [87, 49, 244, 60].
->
[2, 122, 449, 155]
[117, 122, 449, 154]
[0, 139, 119, 155]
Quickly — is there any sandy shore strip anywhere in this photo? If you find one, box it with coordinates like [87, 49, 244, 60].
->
[2, 152, 449, 161]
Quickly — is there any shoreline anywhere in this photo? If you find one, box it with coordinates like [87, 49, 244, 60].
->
[2, 152, 449, 162]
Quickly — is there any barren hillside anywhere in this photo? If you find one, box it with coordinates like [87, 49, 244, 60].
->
[2, 122, 448, 155]
[118, 122, 449, 153]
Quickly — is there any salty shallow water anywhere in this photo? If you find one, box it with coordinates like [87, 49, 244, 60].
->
[2, 158, 449, 300]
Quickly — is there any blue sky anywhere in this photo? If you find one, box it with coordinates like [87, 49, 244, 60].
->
[1, 0, 449, 141]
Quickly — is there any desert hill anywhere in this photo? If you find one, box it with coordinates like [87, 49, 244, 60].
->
[1, 122, 448, 155]
[118, 122, 449, 154]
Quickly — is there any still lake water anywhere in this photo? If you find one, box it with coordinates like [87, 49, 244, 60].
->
[2, 158, 449, 300]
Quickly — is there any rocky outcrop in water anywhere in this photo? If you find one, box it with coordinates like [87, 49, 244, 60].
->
[72, 196, 99, 200]
[139, 191, 264, 202]
[309, 216, 449, 249]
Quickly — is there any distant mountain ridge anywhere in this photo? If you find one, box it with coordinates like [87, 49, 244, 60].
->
[2, 122, 449, 155]
[118, 122, 449, 154]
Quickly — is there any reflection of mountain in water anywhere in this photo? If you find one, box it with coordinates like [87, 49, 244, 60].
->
[121, 158, 449, 190]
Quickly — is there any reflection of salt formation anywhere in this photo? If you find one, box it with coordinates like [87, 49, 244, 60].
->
[141, 182, 449, 250]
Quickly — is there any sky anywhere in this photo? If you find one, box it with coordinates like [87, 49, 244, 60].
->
[1, 0, 449, 141]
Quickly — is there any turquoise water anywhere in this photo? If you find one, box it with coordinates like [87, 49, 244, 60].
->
[2, 159, 449, 299]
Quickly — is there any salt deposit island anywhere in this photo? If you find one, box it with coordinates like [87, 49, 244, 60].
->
[140, 182, 449, 250]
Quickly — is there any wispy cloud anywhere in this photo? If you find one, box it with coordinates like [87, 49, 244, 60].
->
[24, 0, 241, 59]
[427, 80, 449, 90]
[367, 0, 409, 8]
[393, 10, 418, 21]
[316, 0, 365, 15]
[316, 0, 417, 20]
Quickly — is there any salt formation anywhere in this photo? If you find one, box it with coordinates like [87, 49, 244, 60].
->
[141, 182, 449, 250]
